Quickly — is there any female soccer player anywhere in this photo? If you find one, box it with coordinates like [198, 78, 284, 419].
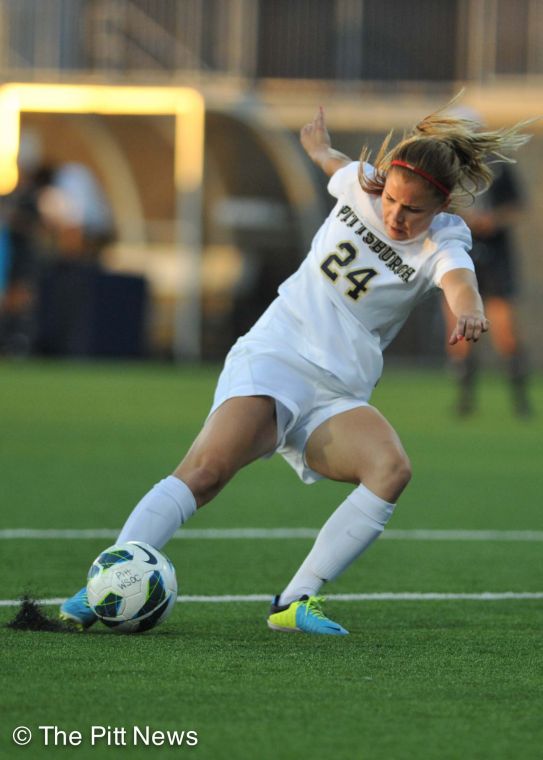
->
[61, 103, 531, 635]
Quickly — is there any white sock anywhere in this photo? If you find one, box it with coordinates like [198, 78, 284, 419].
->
[117, 476, 197, 549]
[279, 483, 395, 605]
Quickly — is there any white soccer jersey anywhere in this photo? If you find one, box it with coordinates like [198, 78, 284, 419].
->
[249, 161, 474, 396]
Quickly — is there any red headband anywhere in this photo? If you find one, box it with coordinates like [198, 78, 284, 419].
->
[390, 160, 451, 198]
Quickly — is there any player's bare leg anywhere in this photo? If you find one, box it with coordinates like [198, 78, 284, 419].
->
[304, 405, 411, 502]
[117, 395, 277, 546]
[175, 395, 277, 507]
[268, 406, 411, 635]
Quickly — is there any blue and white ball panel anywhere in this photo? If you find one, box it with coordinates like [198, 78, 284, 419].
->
[86, 541, 178, 634]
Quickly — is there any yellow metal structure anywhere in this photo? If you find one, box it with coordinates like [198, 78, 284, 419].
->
[0, 82, 204, 194]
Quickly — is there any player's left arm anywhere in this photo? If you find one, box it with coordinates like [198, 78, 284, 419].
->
[441, 268, 490, 345]
[300, 106, 352, 177]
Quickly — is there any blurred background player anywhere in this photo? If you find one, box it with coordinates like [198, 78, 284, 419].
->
[442, 113, 532, 417]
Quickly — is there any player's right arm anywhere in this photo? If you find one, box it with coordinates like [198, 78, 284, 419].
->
[300, 106, 352, 177]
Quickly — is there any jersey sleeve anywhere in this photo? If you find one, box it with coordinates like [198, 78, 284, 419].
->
[430, 214, 474, 287]
[432, 247, 475, 287]
[327, 161, 361, 199]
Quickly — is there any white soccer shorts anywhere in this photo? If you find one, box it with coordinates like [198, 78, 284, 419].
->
[209, 335, 371, 484]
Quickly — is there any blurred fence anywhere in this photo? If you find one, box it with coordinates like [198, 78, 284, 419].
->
[1, 0, 542, 83]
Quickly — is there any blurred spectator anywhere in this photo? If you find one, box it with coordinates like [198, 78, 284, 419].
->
[443, 160, 532, 417]
[0, 163, 56, 356]
[33, 162, 116, 356]
[38, 162, 114, 261]
[0, 142, 116, 357]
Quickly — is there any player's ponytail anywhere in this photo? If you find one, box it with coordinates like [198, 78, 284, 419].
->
[359, 96, 535, 206]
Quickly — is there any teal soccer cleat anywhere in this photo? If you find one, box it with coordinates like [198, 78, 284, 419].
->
[59, 587, 98, 630]
[267, 595, 349, 635]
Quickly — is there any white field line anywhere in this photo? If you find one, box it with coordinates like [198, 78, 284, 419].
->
[1, 592, 542, 608]
[1, 528, 543, 541]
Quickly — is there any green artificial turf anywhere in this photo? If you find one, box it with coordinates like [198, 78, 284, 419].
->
[0, 360, 542, 759]
[2, 602, 542, 760]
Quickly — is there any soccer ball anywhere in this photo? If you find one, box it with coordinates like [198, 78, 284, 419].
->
[86, 541, 177, 633]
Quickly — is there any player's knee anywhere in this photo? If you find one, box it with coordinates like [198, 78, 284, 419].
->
[179, 457, 232, 505]
[395, 452, 412, 492]
[372, 444, 412, 496]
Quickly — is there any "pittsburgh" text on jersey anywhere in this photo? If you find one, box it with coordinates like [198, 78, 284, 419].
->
[337, 205, 416, 283]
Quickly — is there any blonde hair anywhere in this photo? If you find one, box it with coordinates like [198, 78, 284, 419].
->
[359, 99, 535, 206]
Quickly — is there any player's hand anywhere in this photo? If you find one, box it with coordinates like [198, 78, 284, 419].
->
[449, 313, 490, 345]
[300, 106, 332, 163]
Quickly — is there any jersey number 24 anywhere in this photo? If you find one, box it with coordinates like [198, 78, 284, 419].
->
[320, 241, 378, 301]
